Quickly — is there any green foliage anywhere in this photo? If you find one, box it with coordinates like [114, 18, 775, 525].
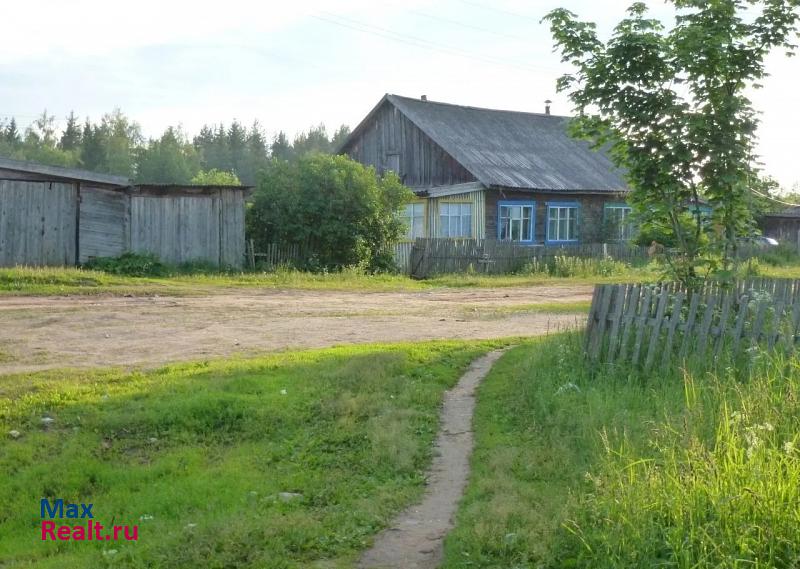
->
[190, 168, 241, 185]
[0, 341, 505, 568]
[519, 255, 631, 278]
[1, 110, 349, 186]
[544, 1, 800, 286]
[83, 252, 170, 277]
[247, 154, 413, 272]
[443, 333, 800, 568]
[135, 127, 200, 184]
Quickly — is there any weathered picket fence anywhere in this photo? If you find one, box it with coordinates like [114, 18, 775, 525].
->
[585, 278, 800, 370]
[409, 239, 648, 278]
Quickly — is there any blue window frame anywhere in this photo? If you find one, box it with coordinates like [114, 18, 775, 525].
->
[497, 200, 535, 243]
[546, 202, 580, 243]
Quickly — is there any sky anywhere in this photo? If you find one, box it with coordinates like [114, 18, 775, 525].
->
[1, 0, 798, 190]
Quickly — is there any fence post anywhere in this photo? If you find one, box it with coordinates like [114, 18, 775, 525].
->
[247, 239, 256, 269]
[603, 242, 608, 258]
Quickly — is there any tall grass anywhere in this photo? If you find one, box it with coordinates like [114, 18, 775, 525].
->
[443, 333, 800, 568]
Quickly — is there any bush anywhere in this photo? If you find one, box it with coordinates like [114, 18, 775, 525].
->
[83, 252, 171, 277]
[246, 154, 413, 272]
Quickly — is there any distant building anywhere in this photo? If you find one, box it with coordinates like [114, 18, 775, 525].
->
[761, 207, 800, 243]
[339, 94, 632, 244]
[0, 157, 249, 267]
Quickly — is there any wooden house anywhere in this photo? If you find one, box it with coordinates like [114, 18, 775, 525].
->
[339, 94, 632, 244]
[0, 157, 249, 267]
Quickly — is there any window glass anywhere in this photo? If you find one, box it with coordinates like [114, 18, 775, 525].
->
[401, 203, 425, 240]
[547, 205, 579, 241]
[605, 205, 634, 241]
[499, 203, 534, 241]
[439, 202, 472, 238]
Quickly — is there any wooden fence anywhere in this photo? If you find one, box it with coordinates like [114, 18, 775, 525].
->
[246, 240, 414, 272]
[585, 278, 800, 370]
[409, 239, 649, 278]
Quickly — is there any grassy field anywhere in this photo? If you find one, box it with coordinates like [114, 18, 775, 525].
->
[0, 340, 514, 568]
[442, 334, 800, 568]
[2, 260, 799, 297]
[0, 264, 657, 296]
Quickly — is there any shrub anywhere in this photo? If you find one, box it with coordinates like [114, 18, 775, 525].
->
[246, 155, 413, 272]
[83, 252, 171, 277]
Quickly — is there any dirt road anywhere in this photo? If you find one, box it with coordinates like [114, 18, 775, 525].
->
[0, 285, 591, 374]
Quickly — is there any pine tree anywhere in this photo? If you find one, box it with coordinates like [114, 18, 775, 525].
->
[59, 111, 82, 151]
[227, 120, 247, 176]
[4, 118, 20, 146]
[270, 131, 293, 162]
[81, 119, 106, 171]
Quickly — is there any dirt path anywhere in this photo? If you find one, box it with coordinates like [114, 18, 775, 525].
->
[359, 350, 506, 569]
[0, 285, 589, 374]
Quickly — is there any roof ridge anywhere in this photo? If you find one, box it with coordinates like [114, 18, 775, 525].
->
[387, 93, 571, 119]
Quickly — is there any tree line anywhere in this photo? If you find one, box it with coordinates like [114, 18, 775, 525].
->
[0, 110, 350, 186]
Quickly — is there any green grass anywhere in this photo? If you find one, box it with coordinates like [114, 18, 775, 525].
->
[443, 334, 800, 568]
[1, 260, 798, 297]
[0, 340, 512, 568]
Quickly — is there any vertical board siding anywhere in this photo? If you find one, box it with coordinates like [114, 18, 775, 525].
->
[345, 102, 475, 187]
[0, 180, 76, 267]
[130, 190, 244, 267]
[0, 180, 245, 267]
[79, 186, 128, 262]
[426, 190, 486, 239]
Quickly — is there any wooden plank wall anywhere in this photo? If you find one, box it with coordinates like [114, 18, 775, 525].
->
[129, 189, 245, 267]
[79, 186, 128, 262]
[218, 190, 246, 267]
[130, 195, 221, 266]
[345, 103, 476, 187]
[585, 278, 800, 370]
[0, 180, 77, 266]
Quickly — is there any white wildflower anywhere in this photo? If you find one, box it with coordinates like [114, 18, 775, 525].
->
[784, 441, 796, 455]
[139, 514, 154, 521]
[280, 389, 287, 395]
[556, 382, 580, 395]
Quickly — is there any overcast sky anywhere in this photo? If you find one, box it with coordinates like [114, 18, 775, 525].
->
[1, 0, 798, 190]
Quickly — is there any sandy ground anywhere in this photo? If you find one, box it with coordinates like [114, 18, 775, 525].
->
[0, 284, 591, 375]
[358, 350, 506, 569]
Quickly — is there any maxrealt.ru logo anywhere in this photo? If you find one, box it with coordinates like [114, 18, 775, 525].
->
[40, 499, 138, 542]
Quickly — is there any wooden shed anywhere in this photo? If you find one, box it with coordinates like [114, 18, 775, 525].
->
[0, 157, 249, 268]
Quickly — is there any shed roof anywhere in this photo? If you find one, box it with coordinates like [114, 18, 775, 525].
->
[341, 94, 629, 193]
[764, 206, 800, 218]
[0, 156, 130, 186]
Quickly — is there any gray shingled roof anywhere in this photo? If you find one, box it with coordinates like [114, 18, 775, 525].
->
[765, 206, 800, 218]
[384, 94, 628, 192]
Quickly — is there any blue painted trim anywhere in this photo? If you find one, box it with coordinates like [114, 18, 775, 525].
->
[497, 200, 536, 243]
[545, 202, 580, 244]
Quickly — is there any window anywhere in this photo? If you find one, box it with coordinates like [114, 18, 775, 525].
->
[438, 202, 472, 238]
[498, 202, 535, 242]
[547, 203, 579, 242]
[384, 153, 400, 174]
[605, 204, 634, 241]
[401, 203, 425, 240]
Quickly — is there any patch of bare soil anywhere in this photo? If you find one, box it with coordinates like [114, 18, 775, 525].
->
[0, 285, 589, 374]
[358, 350, 507, 569]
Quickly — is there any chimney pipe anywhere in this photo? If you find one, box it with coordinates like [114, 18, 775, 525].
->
[545, 99, 552, 115]
[421, 95, 428, 101]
